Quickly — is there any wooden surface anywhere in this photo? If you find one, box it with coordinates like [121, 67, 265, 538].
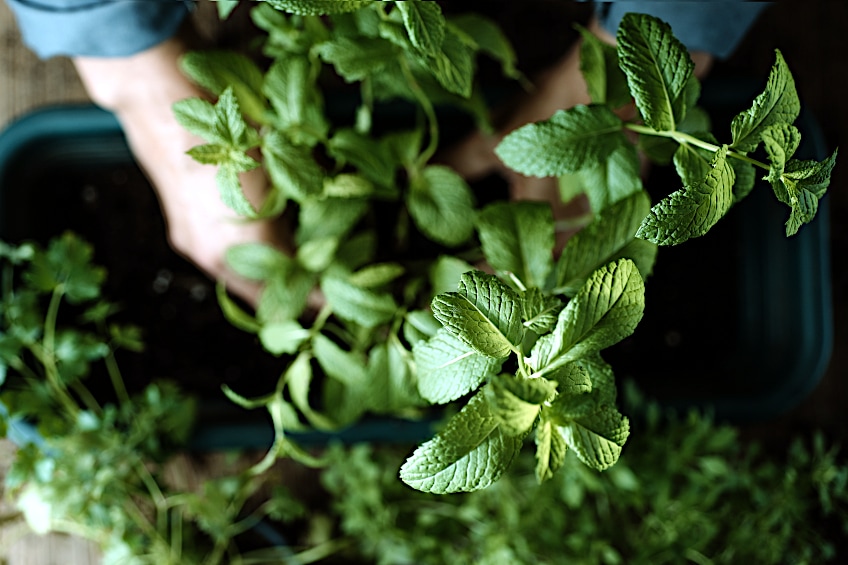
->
[1, 1, 847, 563]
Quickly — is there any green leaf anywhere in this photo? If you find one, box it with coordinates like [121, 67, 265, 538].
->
[576, 25, 631, 108]
[323, 174, 375, 199]
[285, 352, 337, 430]
[321, 276, 398, 328]
[783, 149, 838, 198]
[495, 105, 624, 177]
[186, 144, 230, 165]
[450, 13, 522, 80]
[546, 362, 593, 397]
[396, 1, 444, 57]
[535, 417, 568, 482]
[297, 197, 368, 243]
[413, 328, 501, 404]
[172, 98, 222, 143]
[260, 321, 310, 356]
[731, 50, 801, 153]
[316, 36, 401, 82]
[521, 288, 563, 334]
[785, 187, 818, 237]
[216, 165, 257, 217]
[180, 51, 267, 124]
[263, 131, 325, 202]
[431, 271, 523, 359]
[425, 27, 475, 98]
[578, 141, 644, 213]
[429, 255, 475, 296]
[216, 283, 261, 333]
[367, 338, 423, 413]
[616, 13, 694, 131]
[399, 390, 523, 493]
[476, 201, 555, 289]
[265, 0, 373, 15]
[257, 265, 315, 323]
[762, 124, 802, 191]
[404, 309, 441, 345]
[327, 129, 397, 188]
[731, 159, 757, 203]
[264, 56, 314, 129]
[561, 405, 629, 471]
[485, 374, 556, 436]
[24, 232, 105, 303]
[529, 259, 645, 373]
[407, 165, 475, 247]
[636, 145, 735, 245]
[348, 263, 404, 288]
[556, 191, 652, 296]
[216, 0, 239, 20]
[226, 243, 288, 281]
[673, 137, 715, 186]
[312, 334, 368, 387]
[296, 237, 338, 272]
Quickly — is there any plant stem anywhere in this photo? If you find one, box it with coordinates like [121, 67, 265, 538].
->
[399, 58, 439, 169]
[624, 123, 771, 171]
[103, 346, 131, 406]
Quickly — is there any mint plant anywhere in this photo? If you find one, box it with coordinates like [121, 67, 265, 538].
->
[497, 13, 838, 241]
[170, 2, 837, 495]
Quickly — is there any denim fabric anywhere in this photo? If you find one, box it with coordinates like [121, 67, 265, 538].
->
[5, 0, 192, 58]
[595, 1, 770, 59]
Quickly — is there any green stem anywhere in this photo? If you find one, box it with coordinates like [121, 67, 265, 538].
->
[624, 123, 770, 171]
[69, 381, 101, 414]
[103, 346, 131, 406]
[400, 58, 440, 169]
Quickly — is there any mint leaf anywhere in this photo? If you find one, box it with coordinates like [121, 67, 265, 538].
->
[783, 149, 838, 198]
[321, 276, 398, 328]
[450, 13, 522, 80]
[673, 136, 715, 186]
[348, 263, 404, 289]
[784, 187, 818, 237]
[323, 174, 375, 199]
[172, 98, 221, 143]
[296, 237, 338, 272]
[328, 129, 397, 188]
[529, 259, 645, 373]
[556, 191, 652, 296]
[404, 310, 441, 346]
[731, 159, 757, 203]
[216, 284, 261, 333]
[367, 338, 423, 413]
[521, 288, 563, 334]
[535, 417, 568, 482]
[407, 165, 475, 247]
[476, 201, 555, 289]
[316, 36, 400, 82]
[485, 374, 556, 436]
[399, 390, 523, 493]
[259, 320, 310, 356]
[216, 0, 239, 20]
[616, 13, 694, 132]
[425, 27, 475, 98]
[286, 351, 337, 430]
[730, 50, 800, 153]
[264, 56, 318, 131]
[181, 51, 268, 124]
[216, 165, 258, 217]
[431, 271, 524, 359]
[561, 405, 629, 471]
[297, 198, 368, 243]
[636, 145, 735, 245]
[226, 243, 288, 281]
[578, 141, 644, 213]
[265, 0, 373, 16]
[576, 25, 630, 108]
[495, 105, 624, 177]
[413, 329, 501, 404]
[430, 255, 475, 296]
[545, 362, 593, 397]
[262, 131, 325, 202]
[763, 124, 802, 187]
[258, 264, 315, 323]
[396, 1, 444, 57]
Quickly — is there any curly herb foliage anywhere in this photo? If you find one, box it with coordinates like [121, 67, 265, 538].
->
[174, 2, 834, 495]
[0, 234, 309, 564]
[498, 13, 838, 241]
[317, 401, 848, 565]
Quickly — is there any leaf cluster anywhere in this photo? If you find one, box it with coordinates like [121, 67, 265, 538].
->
[317, 401, 848, 564]
[497, 13, 837, 242]
[0, 234, 298, 564]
